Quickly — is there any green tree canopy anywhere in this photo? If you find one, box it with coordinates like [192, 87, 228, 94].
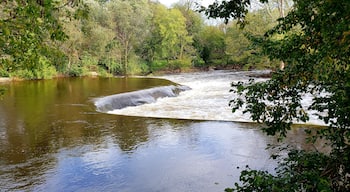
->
[0, 0, 86, 79]
[140, 4, 194, 72]
[198, 25, 225, 65]
[1, 0, 285, 78]
[153, 5, 192, 60]
[106, 0, 151, 75]
[202, 0, 268, 24]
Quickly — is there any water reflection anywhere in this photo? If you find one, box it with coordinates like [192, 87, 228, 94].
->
[0, 77, 173, 191]
[0, 77, 323, 192]
[31, 120, 279, 192]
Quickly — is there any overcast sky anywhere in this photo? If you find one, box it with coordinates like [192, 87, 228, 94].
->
[157, 0, 215, 8]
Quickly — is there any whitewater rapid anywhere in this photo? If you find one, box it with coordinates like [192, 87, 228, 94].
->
[98, 70, 324, 125]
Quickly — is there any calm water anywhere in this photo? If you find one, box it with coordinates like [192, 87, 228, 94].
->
[0, 73, 320, 191]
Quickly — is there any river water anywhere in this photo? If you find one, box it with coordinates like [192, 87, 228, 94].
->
[0, 71, 322, 191]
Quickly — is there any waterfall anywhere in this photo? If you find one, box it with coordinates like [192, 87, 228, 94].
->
[95, 70, 325, 126]
[94, 85, 191, 112]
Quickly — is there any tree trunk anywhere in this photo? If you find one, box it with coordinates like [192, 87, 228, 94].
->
[279, 0, 285, 70]
[124, 40, 129, 76]
[180, 42, 184, 60]
[278, 0, 285, 18]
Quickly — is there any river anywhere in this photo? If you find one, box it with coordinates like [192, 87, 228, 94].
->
[0, 71, 322, 191]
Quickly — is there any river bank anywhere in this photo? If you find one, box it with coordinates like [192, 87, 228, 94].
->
[0, 67, 273, 84]
[0, 77, 11, 83]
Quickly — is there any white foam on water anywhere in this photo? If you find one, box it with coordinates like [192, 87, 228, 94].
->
[107, 70, 325, 125]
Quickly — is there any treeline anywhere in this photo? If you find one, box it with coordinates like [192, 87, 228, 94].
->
[0, 0, 287, 79]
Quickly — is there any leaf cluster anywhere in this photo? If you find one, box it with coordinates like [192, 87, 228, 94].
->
[227, 149, 348, 192]
[0, 0, 84, 79]
[201, 0, 268, 25]
[211, 0, 350, 191]
[231, 71, 310, 139]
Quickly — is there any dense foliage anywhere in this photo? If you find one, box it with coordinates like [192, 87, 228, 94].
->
[1, 0, 284, 79]
[0, 0, 86, 79]
[206, 0, 350, 191]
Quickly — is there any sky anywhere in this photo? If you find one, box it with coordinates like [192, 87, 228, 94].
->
[157, 0, 215, 8]
[156, 0, 222, 25]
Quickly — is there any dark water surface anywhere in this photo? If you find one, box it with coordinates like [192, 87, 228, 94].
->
[0, 76, 317, 192]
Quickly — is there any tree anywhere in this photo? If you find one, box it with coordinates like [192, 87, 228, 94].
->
[79, 0, 120, 75]
[198, 25, 226, 65]
[173, 0, 205, 66]
[0, 0, 85, 79]
[224, 9, 279, 70]
[205, 0, 350, 191]
[144, 4, 193, 71]
[156, 6, 192, 60]
[202, 0, 268, 25]
[106, 0, 151, 75]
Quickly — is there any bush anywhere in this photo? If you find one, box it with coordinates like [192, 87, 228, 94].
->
[9, 56, 57, 79]
[80, 52, 98, 68]
[35, 65, 57, 79]
[149, 60, 168, 72]
[10, 69, 35, 79]
[100, 58, 122, 75]
[192, 56, 206, 68]
[67, 64, 87, 77]
[0, 68, 9, 77]
[124, 56, 145, 75]
[228, 150, 334, 192]
[168, 58, 192, 71]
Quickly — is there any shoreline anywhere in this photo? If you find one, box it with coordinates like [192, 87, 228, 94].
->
[0, 68, 273, 82]
[0, 77, 11, 83]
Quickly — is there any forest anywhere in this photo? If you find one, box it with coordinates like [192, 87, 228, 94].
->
[1, 0, 350, 191]
[0, 0, 289, 79]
